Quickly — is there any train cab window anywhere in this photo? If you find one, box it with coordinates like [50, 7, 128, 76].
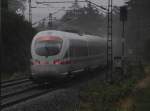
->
[35, 38, 62, 56]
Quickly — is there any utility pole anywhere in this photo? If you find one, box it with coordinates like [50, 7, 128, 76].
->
[107, 0, 113, 81]
[48, 13, 53, 28]
[120, 6, 128, 73]
[28, 0, 32, 23]
[120, 6, 127, 58]
[74, 0, 79, 6]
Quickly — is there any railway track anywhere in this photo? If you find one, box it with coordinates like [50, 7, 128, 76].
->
[1, 78, 30, 88]
[1, 68, 106, 110]
[1, 77, 54, 109]
[1, 77, 28, 84]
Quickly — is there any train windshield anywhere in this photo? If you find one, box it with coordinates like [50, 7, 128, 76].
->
[35, 37, 62, 57]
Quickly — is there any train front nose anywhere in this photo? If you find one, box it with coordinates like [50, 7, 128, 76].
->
[31, 65, 58, 78]
[30, 35, 65, 80]
[31, 64, 68, 80]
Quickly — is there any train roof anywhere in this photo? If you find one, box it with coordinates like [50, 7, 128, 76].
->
[35, 30, 106, 41]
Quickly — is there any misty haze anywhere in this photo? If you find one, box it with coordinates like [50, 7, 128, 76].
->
[1, 0, 150, 111]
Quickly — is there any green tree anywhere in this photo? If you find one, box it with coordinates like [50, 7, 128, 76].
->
[1, 0, 8, 9]
[1, 1, 37, 73]
[8, 0, 26, 14]
[126, 0, 150, 61]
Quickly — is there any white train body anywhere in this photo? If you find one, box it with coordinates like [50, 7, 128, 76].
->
[31, 30, 107, 80]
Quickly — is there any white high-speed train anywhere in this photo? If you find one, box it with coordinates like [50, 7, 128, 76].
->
[30, 30, 107, 81]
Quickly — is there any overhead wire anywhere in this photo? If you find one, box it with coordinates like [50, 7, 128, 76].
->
[32, 0, 108, 25]
[32, 7, 66, 25]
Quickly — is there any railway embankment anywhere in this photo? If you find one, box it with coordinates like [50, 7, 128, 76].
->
[2, 62, 148, 111]
[1, 67, 105, 111]
[78, 62, 146, 111]
[115, 65, 150, 111]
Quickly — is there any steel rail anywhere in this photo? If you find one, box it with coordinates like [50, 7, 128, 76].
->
[1, 77, 28, 84]
[1, 87, 55, 109]
[1, 84, 38, 99]
[1, 78, 30, 88]
[1, 81, 33, 95]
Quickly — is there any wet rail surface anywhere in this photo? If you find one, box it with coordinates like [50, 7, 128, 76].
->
[1, 77, 52, 109]
[1, 77, 28, 84]
[1, 78, 30, 88]
[1, 67, 106, 110]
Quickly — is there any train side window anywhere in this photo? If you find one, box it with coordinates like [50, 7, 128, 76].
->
[78, 46, 88, 57]
[69, 40, 88, 58]
[70, 46, 74, 58]
[69, 40, 75, 58]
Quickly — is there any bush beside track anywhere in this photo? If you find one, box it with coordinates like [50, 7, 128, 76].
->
[79, 62, 146, 111]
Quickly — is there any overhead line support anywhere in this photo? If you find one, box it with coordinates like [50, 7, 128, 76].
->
[107, 0, 113, 81]
[86, 0, 107, 10]
[36, 1, 85, 4]
[28, 0, 32, 23]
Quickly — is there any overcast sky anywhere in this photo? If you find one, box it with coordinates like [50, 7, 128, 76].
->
[24, 0, 129, 24]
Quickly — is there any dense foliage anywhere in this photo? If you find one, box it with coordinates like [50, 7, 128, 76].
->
[1, 7, 36, 73]
[79, 63, 145, 111]
[126, 0, 150, 62]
